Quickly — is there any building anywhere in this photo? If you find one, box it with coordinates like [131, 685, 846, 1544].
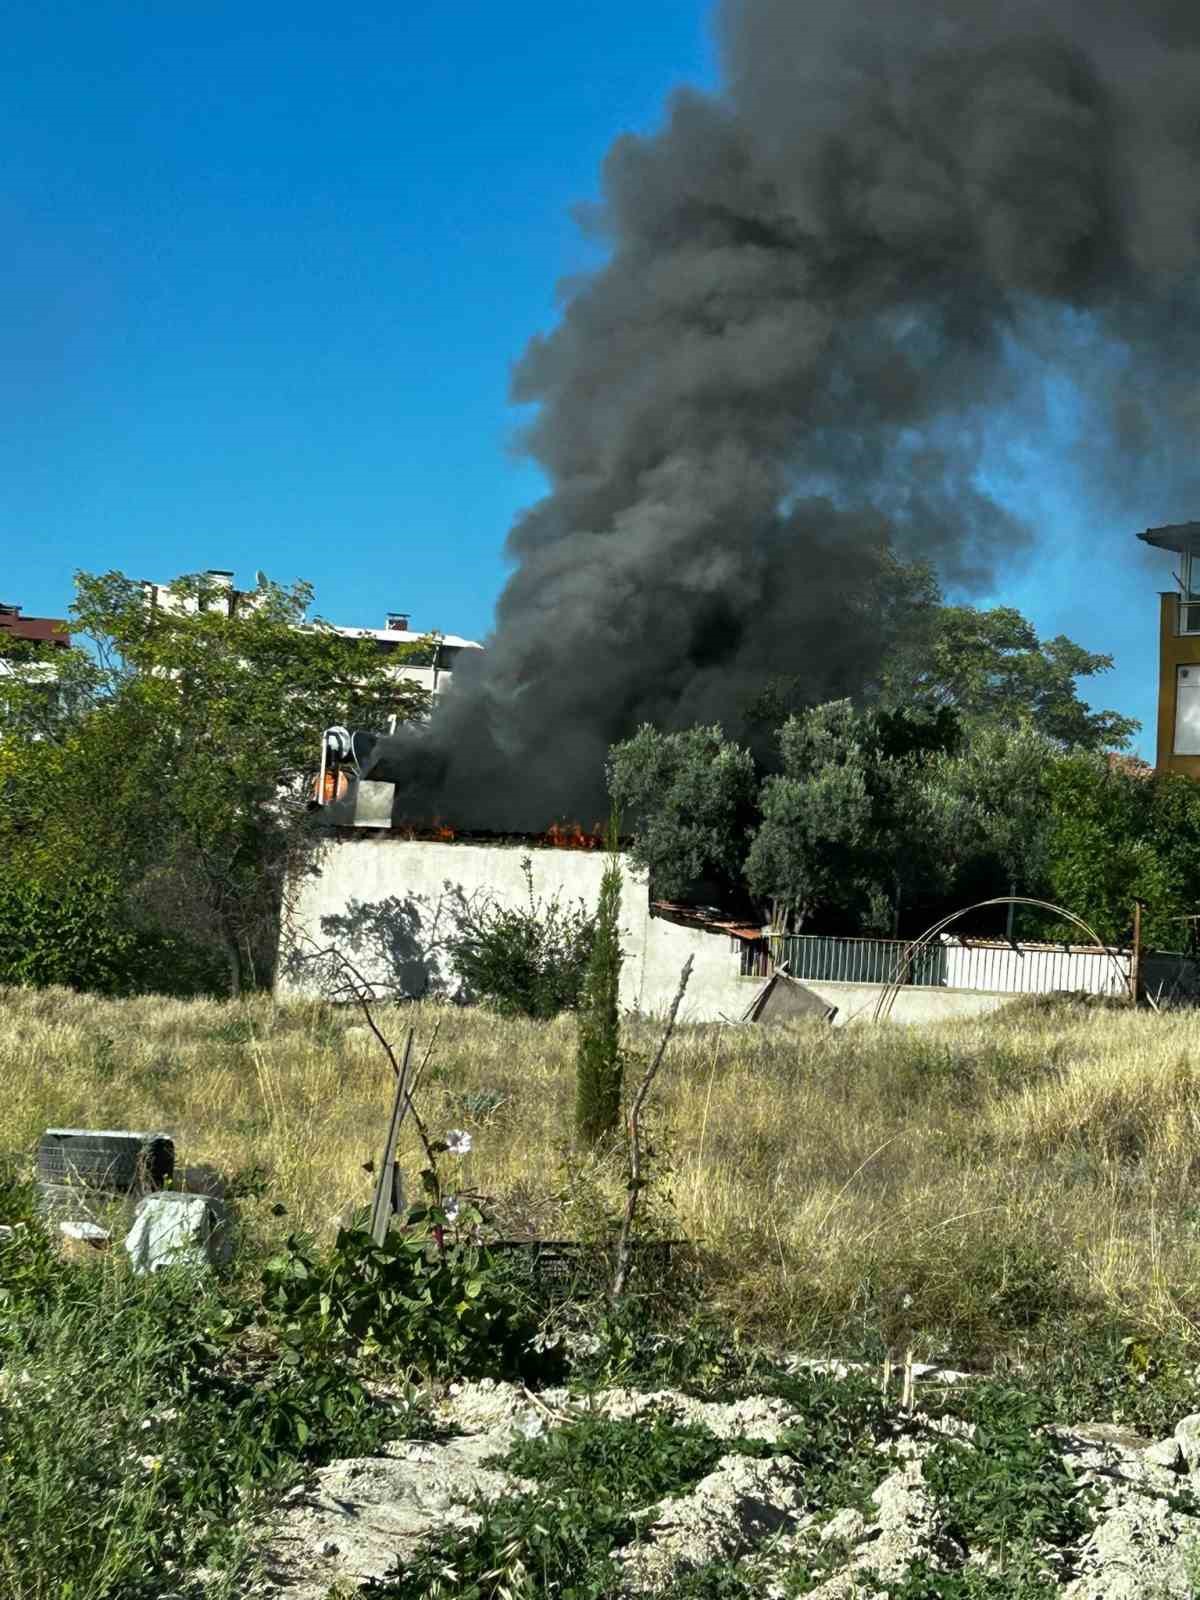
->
[1139, 522, 1200, 775]
[277, 832, 765, 1023]
[0, 603, 71, 651]
[0, 604, 73, 728]
[324, 610, 482, 702]
[141, 570, 482, 702]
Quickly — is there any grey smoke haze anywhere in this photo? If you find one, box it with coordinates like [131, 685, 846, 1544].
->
[380, 0, 1200, 828]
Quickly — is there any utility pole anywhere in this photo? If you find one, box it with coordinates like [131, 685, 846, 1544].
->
[1130, 899, 1144, 1008]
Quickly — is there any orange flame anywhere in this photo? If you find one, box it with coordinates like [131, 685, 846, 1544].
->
[541, 821, 606, 851]
[393, 817, 456, 841]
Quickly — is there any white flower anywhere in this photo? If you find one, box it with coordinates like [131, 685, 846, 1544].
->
[517, 1414, 545, 1440]
[443, 1195, 460, 1223]
[444, 1129, 473, 1157]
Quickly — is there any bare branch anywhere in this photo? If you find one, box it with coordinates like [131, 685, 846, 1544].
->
[294, 934, 447, 1208]
[611, 955, 693, 1302]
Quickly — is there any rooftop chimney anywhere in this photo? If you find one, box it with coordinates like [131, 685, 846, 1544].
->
[387, 611, 410, 633]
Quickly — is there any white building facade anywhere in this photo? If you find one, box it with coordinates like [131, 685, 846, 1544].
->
[140, 570, 482, 704]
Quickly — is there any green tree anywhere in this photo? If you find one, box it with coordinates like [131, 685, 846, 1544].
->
[745, 701, 961, 932]
[0, 570, 430, 995]
[1042, 755, 1200, 948]
[606, 724, 757, 901]
[922, 723, 1060, 907]
[575, 832, 624, 1147]
[879, 603, 1138, 751]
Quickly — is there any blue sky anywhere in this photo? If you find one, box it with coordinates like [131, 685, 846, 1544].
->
[0, 0, 1175, 756]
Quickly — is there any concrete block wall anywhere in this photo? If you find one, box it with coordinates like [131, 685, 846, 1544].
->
[277, 835, 759, 1023]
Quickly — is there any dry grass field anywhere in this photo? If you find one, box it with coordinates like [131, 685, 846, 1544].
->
[5, 982, 1200, 1359]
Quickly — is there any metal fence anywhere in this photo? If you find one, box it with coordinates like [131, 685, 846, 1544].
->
[940, 940, 1129, 996]
[755, 933, 1135, 996]
[766, 934, 947, 987]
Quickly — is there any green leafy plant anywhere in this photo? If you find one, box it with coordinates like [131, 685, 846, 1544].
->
[0, 1211, 431, 1600]
[869, 1556, 1060, 1599]
[260, 1202, 550, 1381]
[1016, 1321, 1200, 1438]
[922, 1385, 1097, 1559]
[384, 1364, 900, 1600]
[0, 873, 220, 997]
[497, 1405, 734, 1502]
[448, 857, 594, 1019]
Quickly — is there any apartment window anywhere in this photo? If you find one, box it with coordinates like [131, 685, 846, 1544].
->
[1175, 665, 1200, 755]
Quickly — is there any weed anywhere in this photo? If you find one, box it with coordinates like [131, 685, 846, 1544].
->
[385, 1365, 898, 1600]
[869, 1556, 1061, 1598]
[922, 1385, 1097, 1558]
[208, 1016, 255, 1046]
[259, 1203, 554, 1381]
[223, 1163, 273, 1202]
[448, 856, 594, 1020]
[497, 1405, 734, 1502]
[9, 988, 1200, 1362]
[450, 1088, 509, 1124]
[0, 1214, 430, 1600]
[1015, 1320, 1200, 1437]
[91, 1034, 119, 1082]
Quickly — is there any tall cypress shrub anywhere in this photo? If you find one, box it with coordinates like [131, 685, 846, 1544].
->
[574, 831, 624, 1146]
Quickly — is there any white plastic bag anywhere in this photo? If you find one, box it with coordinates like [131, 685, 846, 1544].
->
[123, 1192, 230, 1274]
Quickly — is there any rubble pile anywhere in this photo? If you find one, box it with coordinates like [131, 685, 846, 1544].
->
[260, 1379, 1200, 1599]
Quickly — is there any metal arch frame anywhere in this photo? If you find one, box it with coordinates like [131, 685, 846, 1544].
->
[870, 896, 1136, 1023]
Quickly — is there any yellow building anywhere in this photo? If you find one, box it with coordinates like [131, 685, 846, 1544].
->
[1139, 522, 1200, 777]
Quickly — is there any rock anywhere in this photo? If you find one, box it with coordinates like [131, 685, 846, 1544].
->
[1176, 1414, 1200, 1471]
[261, 1435, 529, 1600]
[1063, 1423, 1151, 1451]
[256, 1377, 1200, 1600]
[618, 1453, 813, 1593]
[60, 1219, 110, 1244]
[1143, 1436, 1184, 1470]
[572, 1386, 807, 1443]
[820, 1508, 867, 1547]
[1065, 1492, 1200, 1599]
[436, 1378, 535, 1434]
[59, 1218, 111, 1261]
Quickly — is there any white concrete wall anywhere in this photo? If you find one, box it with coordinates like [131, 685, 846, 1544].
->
[631, 916, 762, 1023]
[277, 835, 757, 1022]
[803, 981, 1021, 1026]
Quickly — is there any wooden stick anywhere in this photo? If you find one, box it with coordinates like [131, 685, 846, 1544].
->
[370, 1029, 415, 1244]
[610, 956, 693, 1301]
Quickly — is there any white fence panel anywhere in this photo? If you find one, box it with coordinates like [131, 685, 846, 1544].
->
[939, 940, 1130, 996]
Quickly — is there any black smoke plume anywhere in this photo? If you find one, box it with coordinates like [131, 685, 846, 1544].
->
[375, 0, 1200, 829]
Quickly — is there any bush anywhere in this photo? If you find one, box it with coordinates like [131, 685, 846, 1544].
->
[447, 857, 594, 1018]
[0, 873, 222, 997]
[259, 1201, 552, 1382]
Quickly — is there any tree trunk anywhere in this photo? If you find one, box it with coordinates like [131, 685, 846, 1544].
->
[220, 931, 242, 998]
